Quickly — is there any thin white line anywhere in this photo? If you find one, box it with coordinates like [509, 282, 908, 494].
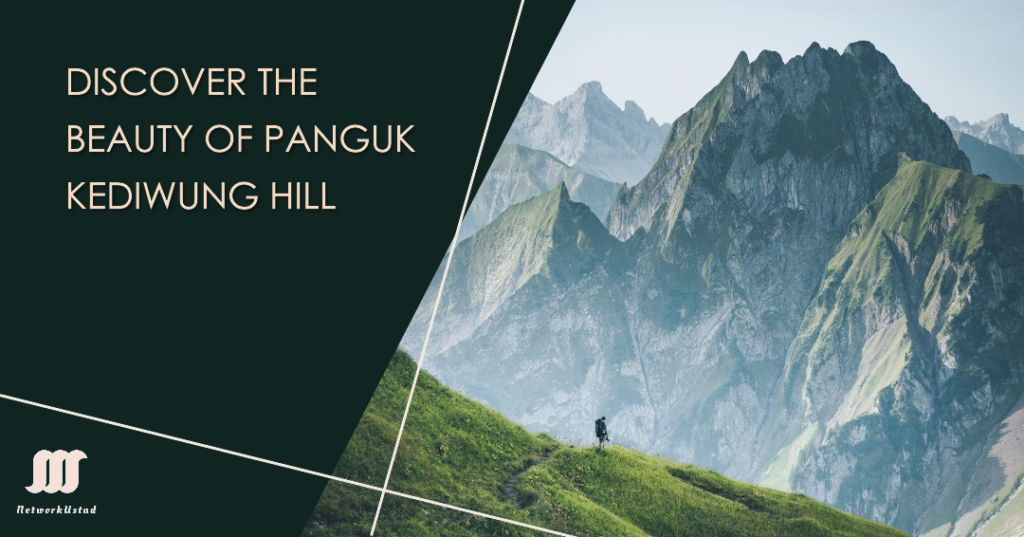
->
[385, 489, 576, 537]
[1, 391, 578, 537]
[9, 6, 553, 536]
[0, 392, 381, 493]
[370, 0, 526, 534]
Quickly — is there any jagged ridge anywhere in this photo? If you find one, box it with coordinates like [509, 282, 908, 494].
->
[946, 113, 1024, 155]
[397, 41, 1020, 535]
[505, 82, 672, 186]
[459, 144, 622, 242]
[760, 159, 1024, 533]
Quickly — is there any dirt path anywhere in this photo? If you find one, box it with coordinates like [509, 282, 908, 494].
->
[503, 454, 550, 507]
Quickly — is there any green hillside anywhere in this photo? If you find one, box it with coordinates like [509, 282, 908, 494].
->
[304, 351, 906, 537]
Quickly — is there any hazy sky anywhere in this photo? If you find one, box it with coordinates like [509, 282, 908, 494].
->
[530, 1, 1023, 128]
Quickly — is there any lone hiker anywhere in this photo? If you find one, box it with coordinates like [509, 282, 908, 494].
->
[595, 416, 609, 450]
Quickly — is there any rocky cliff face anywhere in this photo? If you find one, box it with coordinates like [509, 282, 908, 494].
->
[946, 114, 1024, 155]
[595, 41, 973, 478]
[399, 42, 1022, 535]
[459, 144, 621, 242]
[504, 82, 671, 186]
[760, 159, 1024, 534]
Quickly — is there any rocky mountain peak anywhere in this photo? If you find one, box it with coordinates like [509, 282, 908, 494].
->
[577, 80, 603, 95]
[607, 40, 969, 242]
[945, 112, 1024, 154]
[732, 50, 750, 69]
[504, 83, 672, 186]
[606, 40, 966, 241]
[842, 39, 876, 56]
[750, 50, 784, 78]
[567, 81, 618, 114]
[624, 100, 647, 122]
[555, 180, 571, 203]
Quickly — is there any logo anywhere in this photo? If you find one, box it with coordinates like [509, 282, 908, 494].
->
[25, 450, 87, 494]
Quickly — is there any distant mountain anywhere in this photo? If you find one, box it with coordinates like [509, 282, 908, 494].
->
[946, 114, 1024, 155]
[304, 350, 907, 537]
[951, 130, 1024, 185]
[406, 183, 624, 360]
[459, 144, 621, 242]
[504, 82, 671, 186]
[398, 42, 1024, 535]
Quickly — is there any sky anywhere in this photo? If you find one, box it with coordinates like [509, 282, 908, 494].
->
[530, 1, 1024, 129]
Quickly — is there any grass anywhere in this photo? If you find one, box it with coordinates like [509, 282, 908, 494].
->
[976, 473, 1024, 537]
[303, 351, 907, 537]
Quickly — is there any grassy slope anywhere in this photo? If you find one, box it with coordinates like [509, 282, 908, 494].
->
[304, 351, 906, 537]
[976, 481, 1024, 537]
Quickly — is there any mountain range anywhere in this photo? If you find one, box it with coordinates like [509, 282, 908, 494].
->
[458, 144, 621, 242]
[398, 42, 1024, 536]
[946, 114, 1024, 156]
[505, 82, 671, 186]
[949, 130, 1024, 186]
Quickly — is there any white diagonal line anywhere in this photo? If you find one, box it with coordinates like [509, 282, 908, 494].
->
[1, 391, 578, 537]
[0, 392, 380, 492]
[369, 0, 526, 534]
[385, 489, 576, 537]
[8, 4, 561, 535]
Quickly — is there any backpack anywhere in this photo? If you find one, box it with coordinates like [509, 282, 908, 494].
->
[595, 419, 606, 436]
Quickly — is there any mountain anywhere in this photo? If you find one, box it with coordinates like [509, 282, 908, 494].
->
[607, 42, 970, 242]
[505, 82, 671, 186]
[945, 114, 1024, 155]
[950, 130, 1024, 185]
[459, 144, 622, 242]
[399, 41, 1023, 535]
[403, 183, 628, 361]
[758, 159, 1024, 536]
[304, 350, 907, 537]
